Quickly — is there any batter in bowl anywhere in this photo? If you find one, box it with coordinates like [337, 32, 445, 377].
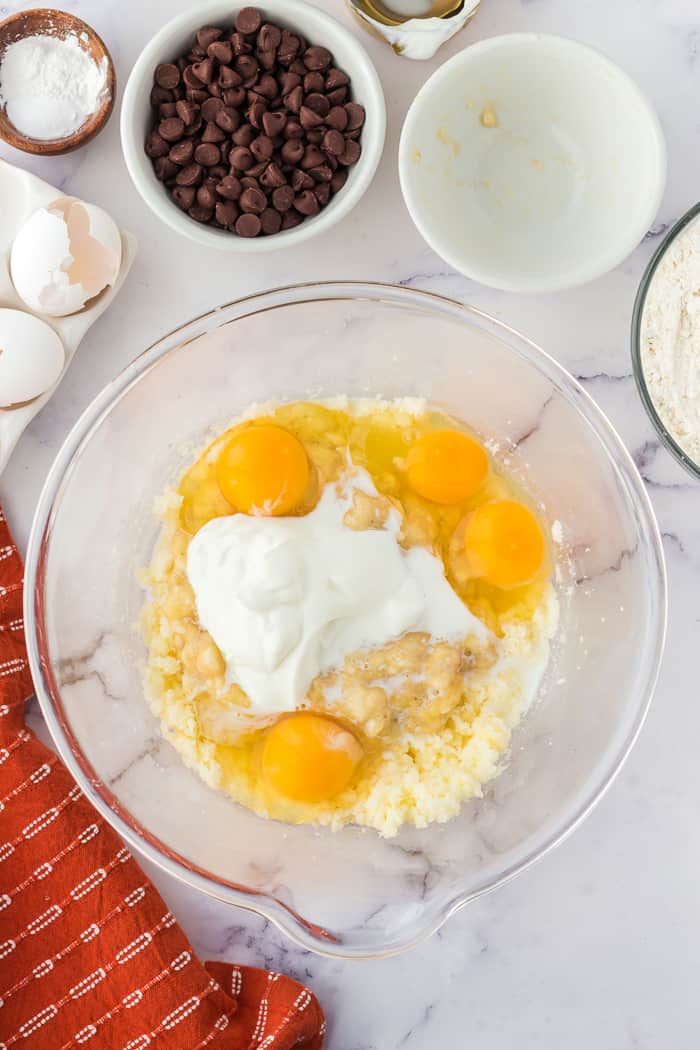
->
[140, 398, 558, 837]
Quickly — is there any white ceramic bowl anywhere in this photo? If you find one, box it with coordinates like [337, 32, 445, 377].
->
[121, 1, 386, 252]
[399, 34, 666, 292]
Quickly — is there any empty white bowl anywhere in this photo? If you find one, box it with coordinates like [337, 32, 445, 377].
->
[399, 34, 666, 292]
[121, 0, 386, 252]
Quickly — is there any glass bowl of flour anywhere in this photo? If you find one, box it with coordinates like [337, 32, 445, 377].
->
[633, 201, 700, 480]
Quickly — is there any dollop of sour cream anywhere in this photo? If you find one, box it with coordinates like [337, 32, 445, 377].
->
[187, 468, 487, 715]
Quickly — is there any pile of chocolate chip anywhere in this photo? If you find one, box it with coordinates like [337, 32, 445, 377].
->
[145, 6, 365, 238]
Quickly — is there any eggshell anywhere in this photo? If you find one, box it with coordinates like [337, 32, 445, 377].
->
[0, 309, 65, 407]
[10, 198, 123, 318]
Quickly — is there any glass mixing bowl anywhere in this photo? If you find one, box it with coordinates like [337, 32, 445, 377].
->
[25, 283, 666, 959]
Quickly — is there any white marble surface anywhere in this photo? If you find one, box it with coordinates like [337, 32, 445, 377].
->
[2, 0, 699, 1045]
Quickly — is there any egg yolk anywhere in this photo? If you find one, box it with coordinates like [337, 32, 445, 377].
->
[216, 424, 309, 516]
[262, 713, 363, 803]
[406, 430, 488, 504]
[463, 499, 545, 590]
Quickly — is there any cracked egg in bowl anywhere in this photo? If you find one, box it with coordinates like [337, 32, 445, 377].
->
[26, 285, 665, 956]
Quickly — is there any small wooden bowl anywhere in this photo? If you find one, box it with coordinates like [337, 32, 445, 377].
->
[0, 8, 115, 155]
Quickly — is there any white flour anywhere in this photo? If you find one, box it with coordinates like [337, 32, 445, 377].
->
[640, 213, 700, 464]
[0, 33, 107, 141]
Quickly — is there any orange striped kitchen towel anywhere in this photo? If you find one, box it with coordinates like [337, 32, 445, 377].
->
[0, 507, 324, 1049]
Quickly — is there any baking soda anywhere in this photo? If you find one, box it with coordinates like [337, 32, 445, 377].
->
[0, 33, 107, 141]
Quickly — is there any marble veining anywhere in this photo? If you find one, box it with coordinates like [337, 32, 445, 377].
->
[3, 0, 700, 1045]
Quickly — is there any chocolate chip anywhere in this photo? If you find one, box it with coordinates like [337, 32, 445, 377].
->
[236, 54, 259, 80]
[258, 23, 282, 50]
[302, 72, 322, 94]
[281, 139, 304, 165]
[169, 139, 195, 165]
[251, 135, 274, 161]
[299, 105, 324, 130]
[338, 139, 361, 166]
[236, 7, 263, 35]
[146, 130, 170, 158]
[217, 174, 242, 200]
[278, 30, 301, 65]
[208, 40, 233, 64]
[223, 87, 246, 108]
[230, 32, 252, 57]
[183, 65, 204, 90]
[257, 73, 278, 100]
[326, 86, 348, 106]
[300, 145, 325, 170]
[235, 212, 262, 237]
[306, 129, 323, 146]
[172, 186, 196, 210]
[344, 102, 366, 132]
[326, 68, 350, 91]
[240, 175, 260, 190]
[189, 203, 214, 223]
[155, 63, 180, 90]
[309, 163, 333, 183]
[192, 58, 215, 85]
[232, 124, 256, 146]
[216, 200, 239, 227]
[201, 96, 224, 122]
[197, 182, 217, 209]
[329, 169, 347, 194]
[293, 190, 320, 216]
[306, 92, 330, 117]
[290, 58, 308, 76]
[210, 164, 227, 179]
[215, 107, 240, 133]
[175, 99, 199, 126]
[202, 122, 227, 143]
[279, 71, 301, 94]
[183, 116, 203, 137]
[161, 104, 181, 122]
[262, 110, 286, 137]
[319, 129, 342, 158]
[248, 160, 268, 178]
[154, 156, 178, 181]
[272, 185, 295, 212]
[176, 163, 203, 187]
[281, 209, 303, 230]
[219, 65, 242, 88]
[303, 46, 331, 71]
[159, 117, 185, 142]
[284, 120, 304, 139]
[260, 161, 286, 188]
[151, 85, 173, 106]
[248, 100, 266, 130]
[195, 143, 221, 166]
[291, 168, 314, 192]
[230, 145, 255, 171]
[260, 207, 282, 235]
[187, 88, 210, 104]
[284, 85, 303, 113]
[314, 182, 331, 206]
[326, 105, 348, 131]
[239, 186, 267, 213]
[258, 50, 277, 72]
[197, 26, 223, 49]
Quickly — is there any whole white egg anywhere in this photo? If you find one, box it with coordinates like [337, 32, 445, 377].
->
[0, 308, 65, 407]
[10, 197, 122, 318]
